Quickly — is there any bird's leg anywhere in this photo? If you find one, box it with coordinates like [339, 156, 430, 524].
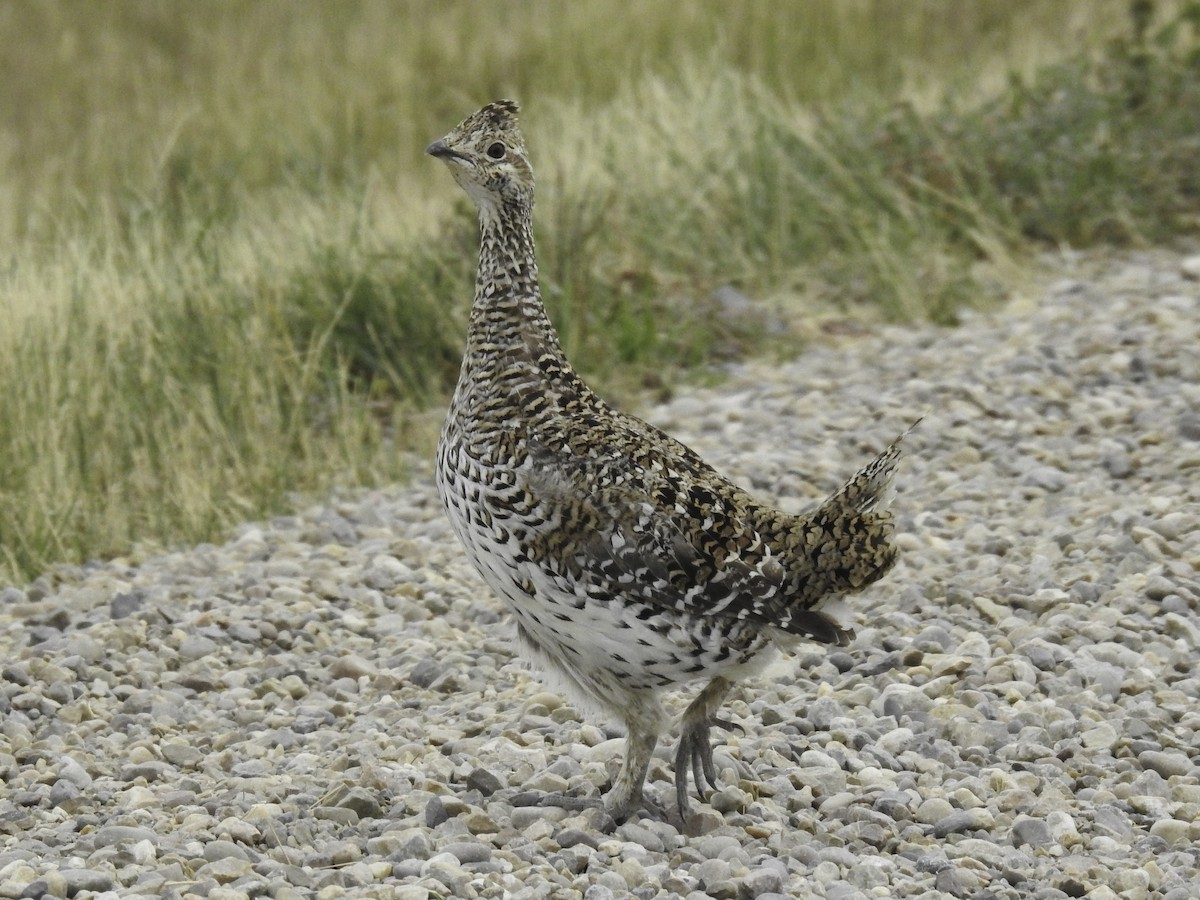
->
[674, 675, 741, 818]
[603, 722, 659, 821]
[512, 719, 664, 822]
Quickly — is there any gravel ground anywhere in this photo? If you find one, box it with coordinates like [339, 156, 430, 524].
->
[2, 250, 1200, 899]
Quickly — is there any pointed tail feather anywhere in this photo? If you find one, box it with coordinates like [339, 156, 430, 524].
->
[776, 419, 919, 627]
[825, 416, 920, 518]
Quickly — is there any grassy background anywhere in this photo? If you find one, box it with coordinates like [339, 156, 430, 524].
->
[2, 0, 1198, 585]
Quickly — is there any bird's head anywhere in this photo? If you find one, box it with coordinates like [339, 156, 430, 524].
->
[426, 99, 534, 216]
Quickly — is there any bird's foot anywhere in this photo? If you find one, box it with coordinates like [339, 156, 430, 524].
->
[674, 714, 744, 819]
[510, 789, 602, 812]
[511, 788, 666, 826]
[606, 789, 669, 823]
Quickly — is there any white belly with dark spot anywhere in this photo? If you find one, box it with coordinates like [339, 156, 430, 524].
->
[435, 429, 772, 716]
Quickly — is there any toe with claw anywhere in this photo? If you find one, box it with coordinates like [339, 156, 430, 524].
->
[674, 713, 744, 818]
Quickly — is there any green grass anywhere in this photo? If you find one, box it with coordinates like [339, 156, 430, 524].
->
[2, 0, 1198, 585]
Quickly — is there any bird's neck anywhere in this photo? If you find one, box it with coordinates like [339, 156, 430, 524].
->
[467, 200, 565, 366]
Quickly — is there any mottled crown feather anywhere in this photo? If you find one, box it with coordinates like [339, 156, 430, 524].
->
[478, 99, 520, 130]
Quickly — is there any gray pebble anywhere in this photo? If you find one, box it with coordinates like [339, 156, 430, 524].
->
[60, 869, 114, 894]
[738, 866, 787, 898]
[696, 834, 743, 861]
[692, 858, 734, 895]
[0, 586, 27, 605]
[109, 592, 144, 618]
[1102, 450, 1134, 478]
[56, 757, 93, 789]
[178, 634, 218, 660]
[1178, 412, 1200, 441]
[203, 840, 254, 863]
[1160, 594, 1190, 614]
[196, 856, 254, 883]
[1022, 466, 1067, 492]
[425, 796, 450, 828]
[330, 654, 377, 679]
[1011, 816, 1054, 848]
[443, 840, 492, 864]
[1138, 749, 1191, 778]
[557, 828, 600, 849]
[336, 787, 385, 819]
[1068, 580, 1102, 604]
[408, 656, 444, 688]
[312, 805, 358, 825]
[508, 806, 558, 829]
[387, 829, 432, 861]
[617, 821, 665, 852]
[92, 826, 159, 848]
[932, 809, 990, 838]
[48, 779, 81, 809]
[465, 767, 504, 796]
[935, 866, 978, 897]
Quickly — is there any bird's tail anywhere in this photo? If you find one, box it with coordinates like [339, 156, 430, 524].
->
[773, 419, 919, 642]
[827, 419, 917, 514]
[805, 419, 919, 590]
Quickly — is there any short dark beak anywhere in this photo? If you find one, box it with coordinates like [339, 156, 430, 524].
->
[425, 140, 461, 159]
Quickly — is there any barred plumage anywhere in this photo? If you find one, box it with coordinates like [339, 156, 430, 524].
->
[428, 100, 915, 820]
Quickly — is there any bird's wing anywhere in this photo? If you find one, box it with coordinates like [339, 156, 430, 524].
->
[519, 417, 849, 644]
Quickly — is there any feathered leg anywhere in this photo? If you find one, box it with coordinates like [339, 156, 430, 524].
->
[604, 720, 659, 820]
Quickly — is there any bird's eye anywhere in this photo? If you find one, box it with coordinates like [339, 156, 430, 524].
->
[486, 141, 506, 160]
